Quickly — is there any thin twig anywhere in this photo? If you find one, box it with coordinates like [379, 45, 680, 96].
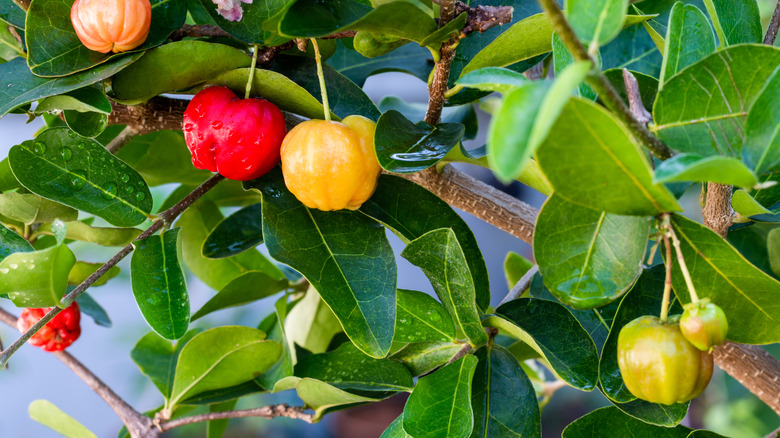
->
[622, 69, 652, 124]
[105, 126, 139, 154]
[424, 0, 459, 124]
[660, 228, 673, 321]
[159, 404, 314, 431]
[499, 265, 538, 306]
[445, 343, 473, 366]
[765, 0, 780, 45]
[0, 174, 225, 367]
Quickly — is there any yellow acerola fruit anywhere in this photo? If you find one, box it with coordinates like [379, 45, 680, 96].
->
[71, 0, 152, 54]
[281, 115, 381, 211]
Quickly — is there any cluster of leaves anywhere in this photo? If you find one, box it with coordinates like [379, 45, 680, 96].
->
[1, 0, 780, 436]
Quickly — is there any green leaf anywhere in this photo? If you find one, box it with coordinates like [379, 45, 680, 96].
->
[382, 416, 411, 438]
[178, 200, 284, 291]
[327, 39, 432, 88]
[25, 0, 186, 77]
[0, 222, 33, 261]
[470, 344, 541, 438]
[504, 252, 533, 290]
[191, 271, 288, 321]
[75, 293, 111, 327]
[284, 284, 343, 354]
[38, 221, 141, 247]
[295, 342, 413, 393]
[9, 128, 153, 227]
[0, 0, 25, 28]
[131, 228, 190, 340]
[28, 399, 97, 438]
[653, 153, 758, 187]
[402, 355, 478, 438]
[743, 65, 780, 174]
[202, 203, 263, 259]
[390, 340, 463, 377]
[456, 67, 528, 94]
[68, 261, 120, 287]
[0, 192, 77, 224]
[196, 0, 292, 44]
[378, 96, 478, 140]
[111, 41, 252, 104]
[563, 406, 692, 437]
[490, 298, 599, 391]
[727, 225, 778, 278]
[255, 295, 295, 390]
[169, 326, 281, 408]
[36, 86, 111, 114]
[701, 0, 761, 46]
[199, 67, 331, 121]
[0, 158, 20, 192]
[552, 33, 597, 100]
[566, 0, 628, 48]
[250, 168, 396, 358]
[402, 228, 487, 347]
[274, 377, 379, 420]
[537, 98, 682, 215]
[0, 244, 75, 307]
[360, 175, 490, 311]
[131, 330, 200, 399]
[395, 289, 456, 344]
[270, 54, 381, 121]
[116, 130, 212, 187]
[653, 44, 780, 157]
[206, 400, 235, 438]
[659, 3, 715, 86]
[535, 194, 649, 309]
[769, 229, 780, 278]
[374, 110, 464, 173]
[598, 266, 689, 426]
[420, 12, 467, 51]
[279, 0, 437, 43]
[0, 55, 141, 117]
[62, 109, 108, 138]
[670, 214, 780, 344]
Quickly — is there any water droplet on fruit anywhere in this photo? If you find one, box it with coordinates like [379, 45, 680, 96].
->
[211, 120, 223, 129]
[183, 123, 194, 132]
[136, 192, 146, 201]
[120, 174, 130, 183]
[102, 182, 118, 199]
[197, 133, 204, 141]
[227, 131, 235, 138]
[60, 147, 72, 161]
[33, 142, 46, 155]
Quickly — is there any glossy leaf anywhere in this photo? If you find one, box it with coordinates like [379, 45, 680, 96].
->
[327, 39, 431, 88]
[402, 355, 478, 438]
[68, 261, 120, 287]
[196, 0, 292, 44]
[112, 41, 252, 104]
[0, 222, 33, 261]
[63, 109, 108, 138]
[36, 86, 111, 115]
[0, 244, 76, 308]
[743, 65, 780, 174]
[0, 158, 20, 192]
[395, 289, 455, 344]
[178, 200, 283, 291]
[456, 67, 528, 94]
[391, 340, 463, 377]
[274, 377, 379, 420]
[659, 3, 715, 86]
[567, 0, 627, 48]
[116, 130, 212, 187]
[670, 214, 780, 344]
[378, 96, 478, 140]
[470, 345, 541, 438]
[653, 153, 758, 187]
[0, 55, 142, 118]
[491, 298, 599, 391]
[131, 228, 190, 340]
[280, 0, 436, 43]
[0, 0, 25, 28]
[295, 342, 413, 393]
[504, 251, 533, 290]
[402, 228, 487, 347]
[563, 406, 692, 437]
[769, 229, 780, 278]
[255, 295, 295, 390]
[191, 272, 288, 321]
[0, 192, 77, 225]
[284, 284, 343, 354]
[28, 400, 97, 438]
[75, 293, 111, 328]
[374, 110, 464, 172]
[9, 128, 153, 227]
[360, 175, 490, 311]
[250, 169, 396, 358]
[131, 330, 200, 399]
[535, 194, 649, 309]
[727, 226, 777, 278]
[702, 0, 761, 46]
[537, 98, 681, 215]
[552, 33, 597, 100]
[653, 45, 780, 157]
[382, 416, 411, 438]
[25, 0, 185, 77]
[202, 203, 263, 259]
[271, 55, 381, 121]
[169, 326, 281, 408]
[38, 221, 141, 247]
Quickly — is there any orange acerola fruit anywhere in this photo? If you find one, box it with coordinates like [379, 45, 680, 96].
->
[70, 0, 152, 54]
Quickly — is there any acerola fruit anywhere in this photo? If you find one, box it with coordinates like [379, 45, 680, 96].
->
[680, 300, 728, 352]
[183, 86, 287, 181]
[71, 0, 152, 54]
[617, 315, 712, 405]
[280, 115, 380, 211]
[17, 303, 82, 352]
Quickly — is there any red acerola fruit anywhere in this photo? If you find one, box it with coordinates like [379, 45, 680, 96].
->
[17, 303, 82, 352]
[183, 86, 287, 181]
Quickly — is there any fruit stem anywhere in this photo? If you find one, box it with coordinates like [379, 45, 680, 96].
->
[661, 228, 673, 322]
[245, 44, 259, 99]
[310, 38, 331, 122]
[666, 219, 701, 303]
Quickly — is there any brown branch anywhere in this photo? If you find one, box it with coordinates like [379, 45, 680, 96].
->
[169, 24, 232, 41]
[499, 265, 539, 306]
[622, 69, 652, 124]
[713, 342, 780, 416]
[159, 404, 313, 431]
[765, 0, 780, 45]
[702, 183, 733, 237]
[454, 2, 514, 34]
[0, 174, 225, 367]
[424, 0, 458, 125]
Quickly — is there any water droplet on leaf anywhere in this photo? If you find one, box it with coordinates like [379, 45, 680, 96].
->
[60, 147, 72, 161]
[33, 142, 46, 155]
[102, 182, 118, 199]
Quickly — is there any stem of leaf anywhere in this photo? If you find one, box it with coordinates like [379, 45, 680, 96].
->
[701, 0, 728, 47]
[310, 38, 331, 122]
[661, 228, 673, 322]
[245, 44, 259, 99]
[666, 219, 700, 303]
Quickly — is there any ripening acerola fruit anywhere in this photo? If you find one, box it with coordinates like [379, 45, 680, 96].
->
[17, 303, 82, 352]
[70, 0, 152, 54]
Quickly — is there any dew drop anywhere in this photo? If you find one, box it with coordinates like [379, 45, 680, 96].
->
[120, 173, 130, 183]
[183, 123, 194, 132]
[136, 192, 146, 201]
[399, 318, 411, 326]
[76, 142, 86, 150]
[33, 142, 46, 155]
[68, 131, 77, 138]
[211, 120, 223, 129]
[27, 264, 35, 270]
[60, 147, 73, 161]
[0, 268, 8, 274]
[71, 176, 86, 190]
[102, 182, 118, 199]
[8, 263, 18, 269]
[124, 185, 134, 194]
